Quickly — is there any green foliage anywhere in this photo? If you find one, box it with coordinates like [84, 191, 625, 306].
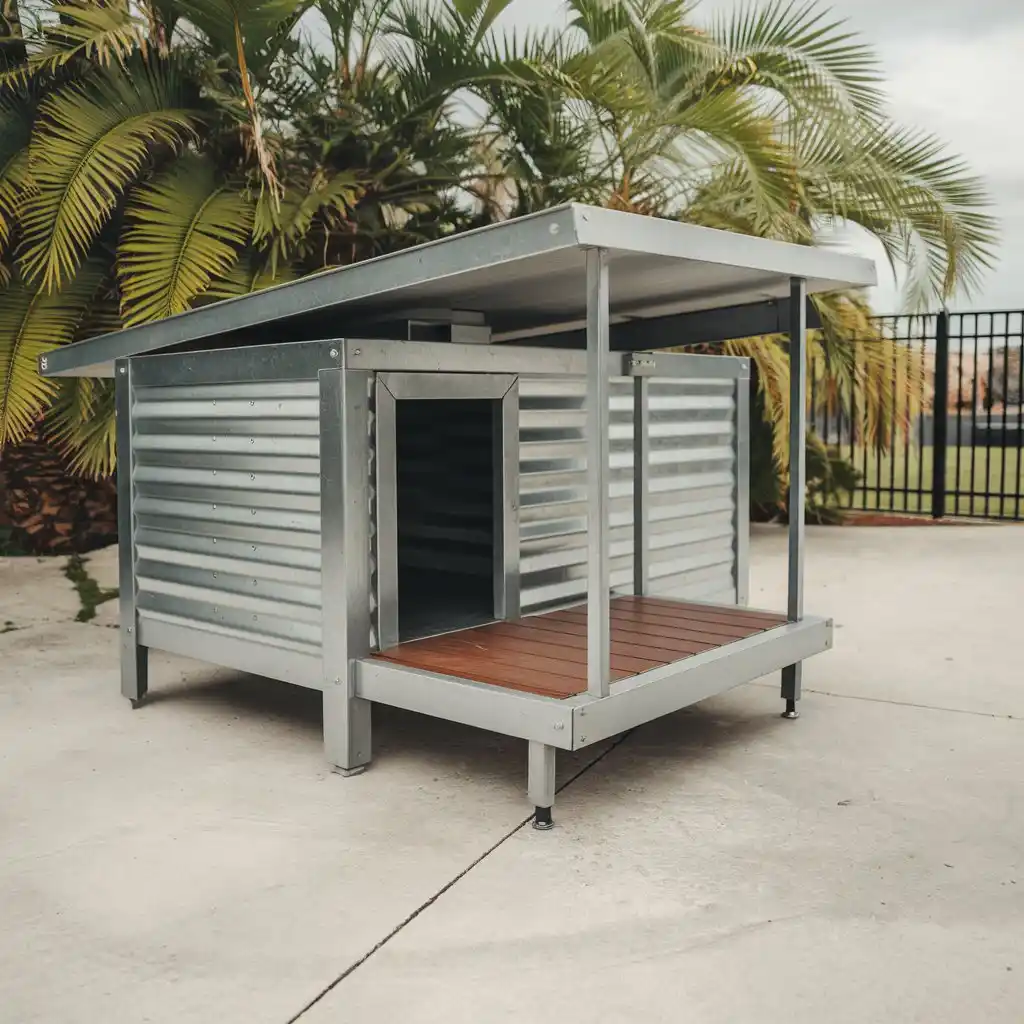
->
[748, 386, 862, 524]
[0, 0, 999, 484]
[119, 154, 255, 324]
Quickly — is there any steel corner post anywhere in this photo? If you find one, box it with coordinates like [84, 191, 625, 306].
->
[320, 365, 373, 773]
[633, 375, 650, 597]
[781, 278, 807, 712]
[931, 309, 951, 520]
[116, 359, 148, 704]
[586, 247, 611, 698]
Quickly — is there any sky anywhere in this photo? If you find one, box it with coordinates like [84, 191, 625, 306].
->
[499, 0, 1024, 314]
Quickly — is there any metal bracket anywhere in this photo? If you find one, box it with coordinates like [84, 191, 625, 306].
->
[626, 353, 657, 376]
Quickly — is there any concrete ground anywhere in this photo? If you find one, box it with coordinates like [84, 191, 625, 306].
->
[1, 525, 1021, 1023]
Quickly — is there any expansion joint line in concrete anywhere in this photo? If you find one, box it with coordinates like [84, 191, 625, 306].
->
[285, 730, 636, 1023]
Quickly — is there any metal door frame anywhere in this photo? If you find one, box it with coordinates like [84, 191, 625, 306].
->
[373, 371, 520, 651]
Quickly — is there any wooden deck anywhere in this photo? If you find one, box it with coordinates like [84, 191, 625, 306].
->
[373, 596, 787, 699]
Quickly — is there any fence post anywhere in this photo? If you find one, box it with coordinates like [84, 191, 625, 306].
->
[931, 310, 950, 519]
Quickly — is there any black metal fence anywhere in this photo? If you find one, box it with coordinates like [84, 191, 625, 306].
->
[810, 309, 1024, 520]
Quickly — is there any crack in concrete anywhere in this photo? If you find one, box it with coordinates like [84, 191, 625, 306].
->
[751, 679, 1019, 720]
[286, 731, 635, 1023]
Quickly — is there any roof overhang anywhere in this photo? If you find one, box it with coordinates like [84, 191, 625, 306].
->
[41, 204, 876, 378]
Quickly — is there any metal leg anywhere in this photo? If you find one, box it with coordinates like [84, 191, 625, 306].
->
[782, 277, 807, 717]
[320, 366, 374, 775]
[528, 740, 556, 830]
[121, 637, 148, 708]
[115, 360, 147, 708]
[781, 665, 801, 719]
[324, 686, 372, 775]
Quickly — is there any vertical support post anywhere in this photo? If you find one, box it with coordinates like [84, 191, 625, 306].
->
[781, 278, 806, 717]
[527, 740, 556, 830]
[320, 366, 373, 774]
[495, 380, 521, 621]
[734, 363, 751, 606]
[632, 375, 650, 596]
[586, 248, 611, 698]
[931, 309, 950, 520]
[374, 378, 399, 651]
[116, 359, 147, 706]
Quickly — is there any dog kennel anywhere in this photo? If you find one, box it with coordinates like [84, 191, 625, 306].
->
[42, 204, 875, 826]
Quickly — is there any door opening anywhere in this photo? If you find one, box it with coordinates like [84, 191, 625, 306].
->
[395, 398, 497, 641]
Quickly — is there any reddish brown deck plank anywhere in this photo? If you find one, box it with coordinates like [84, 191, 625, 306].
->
[542, 606, 754, 644]
[373, 596, 786, 698]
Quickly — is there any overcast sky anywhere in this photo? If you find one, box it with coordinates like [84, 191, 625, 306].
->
[499, 0, 1024, 314]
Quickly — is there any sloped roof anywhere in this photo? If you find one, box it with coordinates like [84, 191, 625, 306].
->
[42, 203, 876, 377]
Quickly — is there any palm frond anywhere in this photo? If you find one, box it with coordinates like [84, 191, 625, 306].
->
[708, 0, 885, 118]
[45, 375, 117, 477]
[0, 93, 33, 256]
[118, 153, 254, 324]
[201, 253, 297, 300]
[253, 168, 361, 272]
[31, 1, 148, 76]
[0, 263, 102, 448]
[18, 62, 199, 291]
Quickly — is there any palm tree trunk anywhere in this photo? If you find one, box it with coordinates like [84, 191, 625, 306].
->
[0, 421, 117, 555]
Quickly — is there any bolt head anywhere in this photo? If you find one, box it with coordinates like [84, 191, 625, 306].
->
[329, 348, 340, 359]
[118, 365, 126, 375]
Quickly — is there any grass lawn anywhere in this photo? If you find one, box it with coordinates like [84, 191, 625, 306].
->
[844, 445, 1024, 518]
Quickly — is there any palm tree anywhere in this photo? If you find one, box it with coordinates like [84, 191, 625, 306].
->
[491, 0, 995, 484]
[0, 0, 998, 548]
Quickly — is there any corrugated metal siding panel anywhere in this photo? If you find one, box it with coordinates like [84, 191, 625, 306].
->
[132, 379, 323, 659]
[519, 375, 737, 613]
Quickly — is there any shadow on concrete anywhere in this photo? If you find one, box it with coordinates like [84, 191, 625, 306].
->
[140, 666, 786, 798]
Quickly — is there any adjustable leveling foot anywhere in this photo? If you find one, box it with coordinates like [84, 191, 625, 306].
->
[781, 698, 800, 719]
[533, 806, 554, 830]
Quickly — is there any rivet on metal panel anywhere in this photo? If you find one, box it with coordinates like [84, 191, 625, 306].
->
[118, 365, 126, 375]
[212, 539, 217, 544]
[253, 614, 258, 620]
[353, 348, 361, 356]
[249, 473, 255, 480]
[249, 400, 255, 406]
[251, 544, 256, 551]
[330, 348, 339, 359]
[212, 503, 217, 509]
[126, 627, 132, 634]
[212, 573, 218, 578]
[334, 677, 340, 684]
[250, 509, 256, 515]
[252, 580, 257, 586]
[250, 438, 255, 444]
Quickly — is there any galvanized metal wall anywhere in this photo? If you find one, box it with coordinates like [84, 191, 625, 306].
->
[131, 379, 323, 667]
[518, 374, 739, 613]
